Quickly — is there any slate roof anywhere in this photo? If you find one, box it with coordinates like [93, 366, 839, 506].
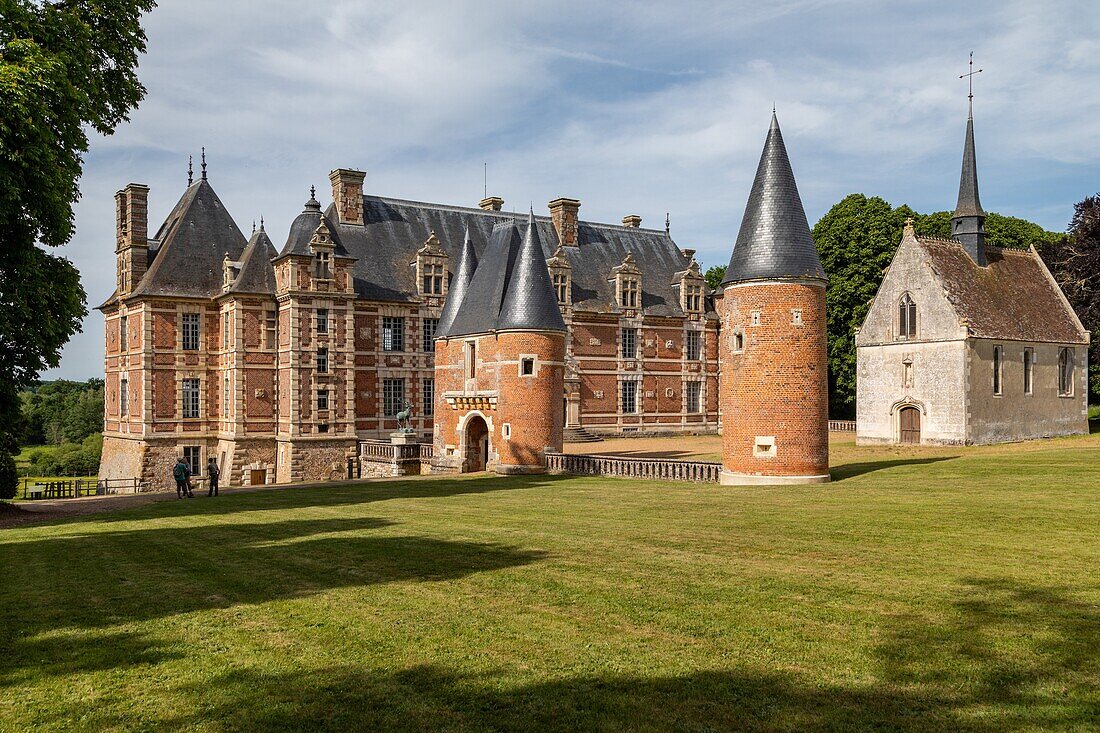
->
[435, 226, 478, 339]
[132, 179, 247, 299]
[323, 195, 707, 317]
[722, 112, 826, 285]
[916, 235, 1086, 344]
[226, 227, 278, 295]
[953, 116, 985, 219]
[277, 191, 351, 260]
[497, 212, 567, 333]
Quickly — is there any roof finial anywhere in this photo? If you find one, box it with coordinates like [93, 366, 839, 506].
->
[259, 215, 264, 232]
[187, 155, 193, 186]
[665, 212, 670, 235]
[960, 51, 982, 120]
[252, 220, 256, 234]
[200, 147, 207, 180]
[310, 184, 316, 200]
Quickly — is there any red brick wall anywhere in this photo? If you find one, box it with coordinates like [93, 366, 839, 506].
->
[719, 282, 828, 477]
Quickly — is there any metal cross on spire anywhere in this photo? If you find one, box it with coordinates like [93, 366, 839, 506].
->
[200, 147, 207, 180]
[187, 155, 193, 186]
[960, 51, 982, 119]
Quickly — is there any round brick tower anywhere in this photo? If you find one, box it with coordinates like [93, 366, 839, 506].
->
[718, 112, 829, 485]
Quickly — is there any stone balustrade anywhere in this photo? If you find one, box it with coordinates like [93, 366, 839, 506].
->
[546, 452, 721, 483]
[358, 439, 434, 477]
[828, 420, 856, 432]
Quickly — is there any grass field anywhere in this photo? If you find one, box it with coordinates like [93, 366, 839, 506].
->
[2, 434, 1098, 731]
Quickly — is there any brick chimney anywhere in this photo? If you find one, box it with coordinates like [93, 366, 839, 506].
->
[479, 196, 504, 211]
[548, 197, 581, 247]
[329, 168, 366, 225]
[115, 183, 149, 295]
[622, 214, 642, 228]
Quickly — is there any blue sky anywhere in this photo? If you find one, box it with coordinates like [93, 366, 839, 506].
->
[47, 0, 1100, 379]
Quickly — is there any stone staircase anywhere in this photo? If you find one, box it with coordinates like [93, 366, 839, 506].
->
[563, 426, 603, 444]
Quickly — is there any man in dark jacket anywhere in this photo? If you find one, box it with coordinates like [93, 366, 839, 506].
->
[207, 458, 220, 497]
[173, 458, 193, 499]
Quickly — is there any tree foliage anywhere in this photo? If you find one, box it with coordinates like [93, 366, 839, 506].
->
[0, 0, 154, 499]
[18, 379, 104, 446]
[704, 265, 726, 292]
[1038, 194, 1100, 401]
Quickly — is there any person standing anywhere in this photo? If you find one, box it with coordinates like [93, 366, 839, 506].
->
[173, 458, 193, 499]
[207, 457, 220, 497]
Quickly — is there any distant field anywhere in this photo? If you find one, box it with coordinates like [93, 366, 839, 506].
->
[2, 434, 1098, 730]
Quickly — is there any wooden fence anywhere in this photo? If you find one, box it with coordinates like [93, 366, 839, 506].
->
[20, 477, 147, 500]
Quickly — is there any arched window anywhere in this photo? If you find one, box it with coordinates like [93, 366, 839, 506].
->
[1058, 347, 1074, 396]
[898, 293, 917, 339]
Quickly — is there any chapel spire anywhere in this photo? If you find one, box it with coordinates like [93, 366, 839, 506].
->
[952, 53, 987, 266]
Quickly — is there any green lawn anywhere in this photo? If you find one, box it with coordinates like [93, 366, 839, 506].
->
[2, 436, 1099, 731]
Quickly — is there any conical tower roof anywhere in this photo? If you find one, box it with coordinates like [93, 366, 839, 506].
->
[722, 112, 825, 285]
[227, 225, 278, 295]
[435, 225, 479, 339]
[953, 116, 985, 219]
[498, 210, 566, 332]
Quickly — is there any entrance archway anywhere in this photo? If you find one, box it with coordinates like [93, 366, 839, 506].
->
[899, 406, 921, 444]
[464, 415, 490, 472]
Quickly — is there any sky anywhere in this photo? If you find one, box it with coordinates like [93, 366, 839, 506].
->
[45, 0, 1100, 379]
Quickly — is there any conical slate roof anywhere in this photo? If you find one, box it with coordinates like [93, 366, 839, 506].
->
[497, 210, 567, 332]
[953, 116, 985, 219]
[445, 221, 521, 338]
[277, 189, 349, 259]
[435, 226, 479, 339]
[132, 178, 247, 298]
[227, 226, 278, 295]
[722, 112, 825, 284]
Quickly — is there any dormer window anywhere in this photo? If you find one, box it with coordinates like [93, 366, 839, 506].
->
[673, 258, 705, 314]
[620, 278, 639, 308]
[684, 284, 702, 312]
[611, 252, 642, 312]
[547, 245, 572, 307]
[315, 251, 331, 280]
[898, 293, 917, 339]
[414, 231, 450, 298]
[308, 218, 335, 283]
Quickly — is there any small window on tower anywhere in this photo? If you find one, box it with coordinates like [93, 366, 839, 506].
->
[791, 309, 803, 326]
[520, 357, 535, 376]
[733, 331, 745, 352]
[750, 311, 761, 327]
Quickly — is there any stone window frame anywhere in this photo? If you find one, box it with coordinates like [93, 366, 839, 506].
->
[222, 309, 232, 351]
[750, 311, 761, 328]
[182, 445, 202, 476]
[1023, 347, 1034, 396]
[684, 379, 703, 414]
[413, 232, 449, 298]
[547, 245, 573, 307]
[382, 377, 406, 417]
[316, 388, 330, 412]
[732, 329, 745, 353]
[464, 340, 477, 388]
[180, 312, 201, 351]
[619, 378, 641, 415]
[992, 344, 1004, 397]
[181, 377, 201, 419]
[422, 317, 438, 352]
[620, 327, 638, 359]
[675, 261, 706, 315]
[422, 377, 435, 417]
[119, 312, 128, 352]
[120, 374, 129, 417]
[610, 253, 642, 311]
[316, 307, 330, 336]
[898, 292, 917, 340]
[685, 329, 702, 361]
[518, 354, 538, 377]
[791, 309, 804, 326]
[1058, 347, 1075, 397]
[223, 373, 231, 421]
[381, 316, 405, 352]
[316, 347, 329, 374]
[264, 307, 277, 350]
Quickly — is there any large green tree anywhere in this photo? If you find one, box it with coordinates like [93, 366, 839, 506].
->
[1037, 195, 1100, 400]
[0, 0, 155, 498]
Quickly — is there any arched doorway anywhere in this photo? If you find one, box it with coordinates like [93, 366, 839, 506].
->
[464, 415, 489, 472]
[899, 406, 921, 444]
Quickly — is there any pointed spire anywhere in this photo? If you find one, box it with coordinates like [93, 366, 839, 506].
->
[187, 155, 193, 186]
[497, 209, 566, 332]
[200, 147, 207, 180]
[951, 98, 987, 265]
[722, 112, 825, 285]
[436, 225, 480, 339]
[304, 185, 321, 211]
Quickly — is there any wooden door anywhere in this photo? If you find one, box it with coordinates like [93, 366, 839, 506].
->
[250, 469, 266, 486]
[899, 407, 921, 444]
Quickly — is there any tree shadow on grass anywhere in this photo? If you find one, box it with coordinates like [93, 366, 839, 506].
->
[831, 455, 958, 481]
[0, 515, 547, 683]
[20, 577, 1099, 731]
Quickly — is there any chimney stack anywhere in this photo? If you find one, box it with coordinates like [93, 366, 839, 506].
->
[548, 197, 581, 247]
[115, 183, 150, 295]
[329, 168, 366, 225]
[479, 196, 504, 211]
[622, 214, 642, 228]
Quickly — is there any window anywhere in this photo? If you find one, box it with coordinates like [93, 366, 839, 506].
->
[993, 345, 1003, 396]
[316, 308, 329, 335]
[1058, 347, 1074, 396]
[223, 375, 230, 418]
[464, 340, 477, 380]
[182, 378, 200, 418]
[265, 309, 277, 349]
[553, 273, 569, 303]
[316, 348, 328, 374]
[750, 311, 761, 327]
[183, 446, 201, 476]
[620, 381, 638, 414]
[1023, 349, 1034, 395]
[791, 309, 803, 326]
[621, 328, 637, 359]
[620, 279, 640, 308]
[316, 251, 331, 279]
[520, 357, 535, 376]
[181, 313, 200, 350]
[686, 331, 701, 361]
[899, 293, 917, 339]
[383, 378, 405, 417]
[686, 382, 702, 413]
[120, 377, 129, 417]
[422, 262, 444, 295]
[733, 330, 745, 352]
[119, 314, 128, 351]
[422, 318, 438, 352]
[382, 316, 404, 351]
[422, 378, 435, 417]
[316, 389, 329, 411]
[223, 311, 231, 350]
[684, 284, 702, 313]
